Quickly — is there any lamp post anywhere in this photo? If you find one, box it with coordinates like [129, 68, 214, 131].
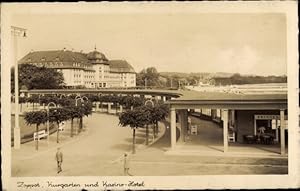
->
[47, 102, 57, 146]
[12, 26, 27, 149]
[75, 96, 84, 134]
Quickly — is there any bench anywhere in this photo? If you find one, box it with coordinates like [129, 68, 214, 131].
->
[228, 132, 235, 142]
[190, 125, 198, 135]
[33, 130, 48, 140]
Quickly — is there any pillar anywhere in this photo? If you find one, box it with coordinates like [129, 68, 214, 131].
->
[161, 96, 166, 102]
[231, 110, 235, 127]
[108, 103, 111, 113]
[280, 109, 285, 155]
[170, 107, 176, 149]
[222, 109, 228, 152]
[178, 110, 183, 142]
[119, 105, 123, 113]
[180, 110, 188, 142]
[96, 102, 99, 112]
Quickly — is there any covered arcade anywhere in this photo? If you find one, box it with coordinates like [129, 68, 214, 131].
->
[167, 91, 288, 156]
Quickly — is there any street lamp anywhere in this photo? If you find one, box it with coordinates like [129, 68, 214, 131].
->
[47, 102, 57, 146]
[75, 97, 83, 107]
[75, 96, 84, 134]
[11, 26, 27, 149]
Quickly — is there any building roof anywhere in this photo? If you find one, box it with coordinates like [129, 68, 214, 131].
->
[108, 60, 136, 73]
[18, 50, 95, 71]
[174, 90, 287, 101]
[19, 49, 136, 73]
[87, 49, 108, 63]
[19, 50, 89, 64]
[167, 90, 287, 110]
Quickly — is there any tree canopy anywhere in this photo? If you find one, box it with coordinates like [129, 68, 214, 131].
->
[11, 64, 65, 93]
[136, 67, 162, 87]
[119, 106, 150, 129]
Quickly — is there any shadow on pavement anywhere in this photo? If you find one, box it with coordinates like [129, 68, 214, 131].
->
[150, 120, 180, 150]
[110, 144, 132, 151]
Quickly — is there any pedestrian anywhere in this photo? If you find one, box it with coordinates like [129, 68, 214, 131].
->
[123, 153, 132, 176]
[55, 147, 63, 174]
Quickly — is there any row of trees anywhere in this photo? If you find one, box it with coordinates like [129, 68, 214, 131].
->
[212, 73, 287, 86]
[24, 97, 92, 150]
[136, 67, 199, 89]
[13, 93, 148, 112]
[22, 93, 169, 152]
[119, 103, 169, 154]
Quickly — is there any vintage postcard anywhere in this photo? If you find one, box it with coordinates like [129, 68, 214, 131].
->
[1, 1, 299, 190]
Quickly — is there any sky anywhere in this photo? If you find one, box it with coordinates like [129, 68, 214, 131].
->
[12, 12, 287, 76]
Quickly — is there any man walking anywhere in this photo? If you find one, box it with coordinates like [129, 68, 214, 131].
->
[123, 153, 132, 176]
[55, 147, 63, 173]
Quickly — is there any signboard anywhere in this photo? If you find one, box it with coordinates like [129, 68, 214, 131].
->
[254, 115, 280, 120]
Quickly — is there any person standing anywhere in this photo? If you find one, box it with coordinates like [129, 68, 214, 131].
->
[123, 153, 131, 176]
[55, 147, 63, 174]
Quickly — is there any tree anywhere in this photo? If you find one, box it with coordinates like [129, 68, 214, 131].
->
[138, 105, 153, 145]
[121, 96, 144, 110]
[66, 106, 79, 137]
[49, 107, 70, 143]
[151, 104, 169, 137]
[75, 100, 93, 131]
[11, 64, 65, 92]
[136, 67, 162, 88]
[24, 110, 48, 150]
[119, 107, 150, 154]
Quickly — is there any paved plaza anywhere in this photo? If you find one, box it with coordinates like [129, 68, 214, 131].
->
[11, 113, 288, 176]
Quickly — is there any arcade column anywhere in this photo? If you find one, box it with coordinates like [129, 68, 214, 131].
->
[280, 109, 286, 155]
[222, 109, 229, 152]
[170, 107, 177, 149]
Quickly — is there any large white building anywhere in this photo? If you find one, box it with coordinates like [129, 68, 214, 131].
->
[19, 48, 136, 88]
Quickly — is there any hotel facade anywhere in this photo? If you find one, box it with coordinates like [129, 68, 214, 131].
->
[19, 48, 136, 88]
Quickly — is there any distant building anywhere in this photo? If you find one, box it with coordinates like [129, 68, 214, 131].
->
[19, 48, 136, 88]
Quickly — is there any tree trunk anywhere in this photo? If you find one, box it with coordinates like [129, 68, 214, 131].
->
[79, 117, 83, 132]
[36, 125, 39, 150]
[20, 103, 22, 113]
[57, 122, 60, 143]
[155, 121, 159, 137]
[131, 106, 133, 111]
[132, 128, 136, 154]
[146, 125, 149, 145]
[71, 118, 74, 137]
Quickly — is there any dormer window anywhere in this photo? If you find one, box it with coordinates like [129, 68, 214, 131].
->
[41, 57, 46, 61]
